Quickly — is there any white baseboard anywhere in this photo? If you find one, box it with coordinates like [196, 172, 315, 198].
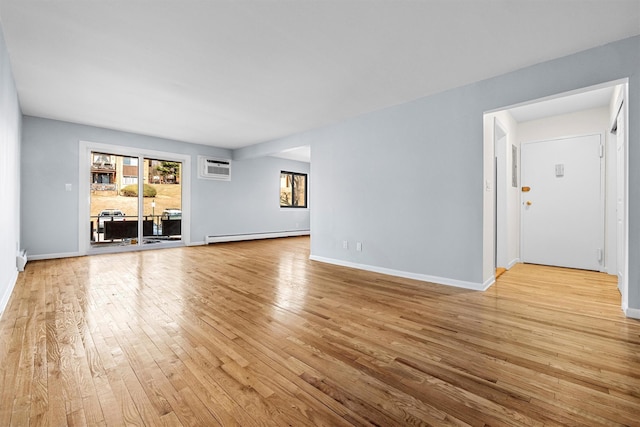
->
[309, 255, 490, 291]
[624, 306, 640, 319]
[206, 230, 310, 244]
[483, 275, 496, 290]
[28, 251, 81, 261]
[507, 258, 520, 269]
[0, 269, 19, 320]
[188, 241, 206, 246]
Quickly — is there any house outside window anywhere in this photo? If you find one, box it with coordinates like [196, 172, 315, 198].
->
[123, 157, 138, 166]
[280, 171, 307, 208]
[91, 153, 117, 191]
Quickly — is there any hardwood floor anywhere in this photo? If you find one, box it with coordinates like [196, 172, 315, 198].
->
[1, 237, 639, 426]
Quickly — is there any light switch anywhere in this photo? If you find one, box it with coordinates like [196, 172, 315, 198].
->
[65, 183, 72, 191]
[555, 164, 564, 177]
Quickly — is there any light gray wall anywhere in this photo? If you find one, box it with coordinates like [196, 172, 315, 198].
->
[193, 155, 310, 239]
[309, 87, 487, 284]
[241, 36, 640, 309]
[0, 26, 21, 315]
[21, 116, 310, 256]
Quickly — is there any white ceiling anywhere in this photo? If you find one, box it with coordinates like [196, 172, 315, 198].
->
[0, 1, 638, 150]
[270, 146, 311, 163]
[507, 85, 616, 123]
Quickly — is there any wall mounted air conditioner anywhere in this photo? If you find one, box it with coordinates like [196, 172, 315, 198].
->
[198, 156, 231, 181]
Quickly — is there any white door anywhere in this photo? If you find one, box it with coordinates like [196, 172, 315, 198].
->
[521, 135, 604, 271]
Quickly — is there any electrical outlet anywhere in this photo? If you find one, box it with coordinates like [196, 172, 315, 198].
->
[342, 240, 348, 249]
[356, 242, 362, 252]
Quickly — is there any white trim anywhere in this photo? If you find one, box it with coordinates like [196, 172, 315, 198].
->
[598, 132, 606, 273]
[29, 243, 188, 260]
[79, 140, 192, 255]
[0, 269, 18, 319]
[206, 230, 310, 244]
[482, 275, 495, 290]
[618, 83, 630, 316]
[624, 306, 640, 320]
[507, 258, 520, 269]
[309, 255, 491, 291]
[520, 132, 605, 146]
[188, 241, 206, 246]
[88, 242, 184, 256]
[493, 117, 508, 271]
[484, 79, 630, 116]
[29, 251, 82, 261]
[609, 90, 624, 132]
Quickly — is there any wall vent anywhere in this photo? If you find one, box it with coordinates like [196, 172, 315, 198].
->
[198, 156, 231, 181]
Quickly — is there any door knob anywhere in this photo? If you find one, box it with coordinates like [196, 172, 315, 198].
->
[526, 201, 532, 206]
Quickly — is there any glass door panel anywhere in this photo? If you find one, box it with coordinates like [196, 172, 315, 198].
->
[90, 152, 139, 247]
[142, 158, 182, 245]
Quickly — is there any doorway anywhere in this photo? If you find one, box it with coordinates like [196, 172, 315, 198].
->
[483, 79, 629, 313]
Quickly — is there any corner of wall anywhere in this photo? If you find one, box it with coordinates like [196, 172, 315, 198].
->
[0, 269, 18, 319]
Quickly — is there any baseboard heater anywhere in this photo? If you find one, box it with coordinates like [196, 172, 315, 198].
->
[205, 230, 310, 244]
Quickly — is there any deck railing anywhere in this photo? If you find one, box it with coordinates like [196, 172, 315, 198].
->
[90, 214, 181, 243]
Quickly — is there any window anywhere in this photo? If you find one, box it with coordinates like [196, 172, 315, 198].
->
[123, 157, 139, 166]
[122, 176, 138, 185]
[280, 171, 307, 208]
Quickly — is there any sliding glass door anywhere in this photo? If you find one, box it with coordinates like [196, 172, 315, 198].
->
[86, 146, 185, 251]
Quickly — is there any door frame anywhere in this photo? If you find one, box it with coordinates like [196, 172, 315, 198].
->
[493, 118, 508, 270]
[519, 133, 606, 272]
[78, 140, 192, 255]
[611, 88, 629, 312]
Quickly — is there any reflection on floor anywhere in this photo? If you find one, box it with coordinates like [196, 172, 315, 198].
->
[1, 237, 634, 426]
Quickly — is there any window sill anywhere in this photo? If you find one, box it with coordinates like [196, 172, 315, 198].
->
[280, 206, 309, 211]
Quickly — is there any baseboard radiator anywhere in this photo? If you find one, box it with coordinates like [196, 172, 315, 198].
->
[205, 230, 310, 244]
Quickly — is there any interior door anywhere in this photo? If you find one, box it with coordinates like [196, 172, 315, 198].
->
[521, 134, 604, 271]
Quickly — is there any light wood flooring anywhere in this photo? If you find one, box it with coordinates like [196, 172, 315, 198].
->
[1, 237, 639, 426]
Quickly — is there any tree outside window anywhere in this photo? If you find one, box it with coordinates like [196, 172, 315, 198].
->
[280, 171, 307, 208]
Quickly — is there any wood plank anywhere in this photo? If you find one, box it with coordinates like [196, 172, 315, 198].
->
[1, 237, 639, 426]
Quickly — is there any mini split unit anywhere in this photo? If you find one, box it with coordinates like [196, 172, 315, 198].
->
[198, 156, 231, 181]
